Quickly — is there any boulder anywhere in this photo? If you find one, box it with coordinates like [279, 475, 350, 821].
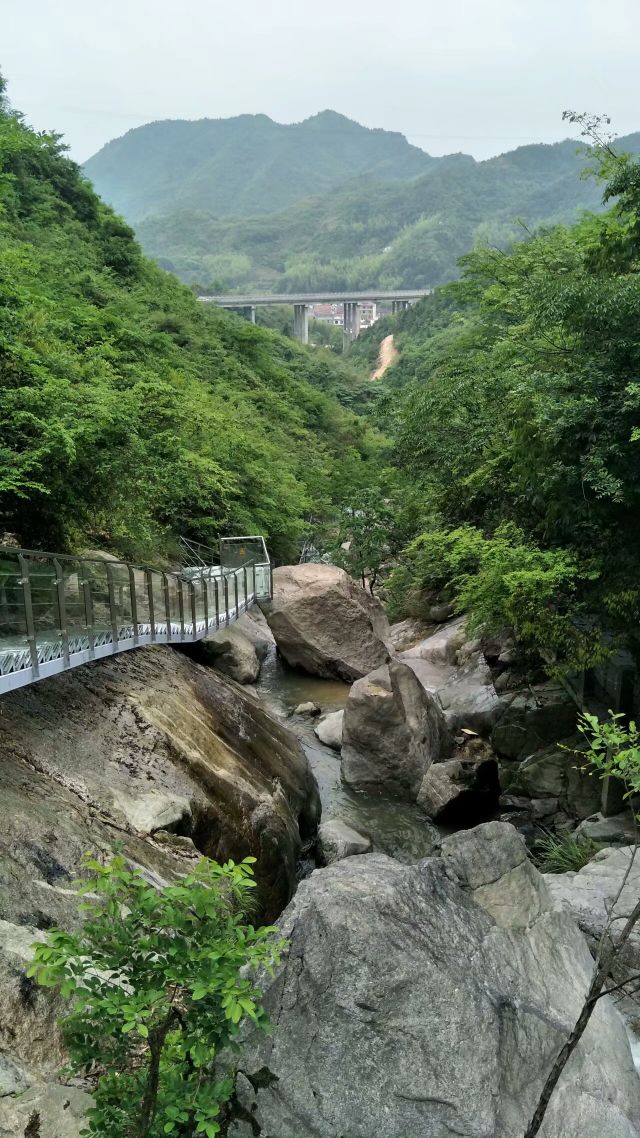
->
[576, 811, 636, 844]
[506, 738, 602, 820]
[491, 683, 578, 759]
[399, 615, 467, 667]
[261, 563, 390, 681]
[318, 819, 371, 864]
[546, 845, 640, 977]
[227, 823, 640, 1138]
[293, 701, 321, 717]
[314, 709, 344, 750]
[341, 660, 451, 799]
[188, 624, 262, 684]
[388, 618, 432, 651]
[0, 645, 320, 925]
[235, 607, 275, 661]
[416, 753, 499, 822]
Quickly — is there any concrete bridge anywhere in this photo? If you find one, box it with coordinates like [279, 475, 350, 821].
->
[198, 289, 432, 347]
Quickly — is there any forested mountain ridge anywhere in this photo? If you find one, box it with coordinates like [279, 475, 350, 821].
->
[365, 134, 640, 669]
[0, 77, 381, 563]
[134, 131, 640, 293]
[83, 110, 435, 222]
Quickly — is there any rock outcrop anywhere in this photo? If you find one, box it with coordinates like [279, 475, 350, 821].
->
[185, 606, 275, 684]
[341, 660, 450, 799]
[0, 644, 321, 1135]
[227, 823, 640, 1138]
[504, 737, 602, 820]
[318, 819, 371, 863]
[416, 751, 499, 822]
[261, 564, 389, 681]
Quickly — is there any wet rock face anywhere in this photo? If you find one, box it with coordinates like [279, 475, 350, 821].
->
[0, 645, 320, 925]
[341, 660, 451, 800]
[261, 564, 390, 682]
[227, 823, 640, 1138]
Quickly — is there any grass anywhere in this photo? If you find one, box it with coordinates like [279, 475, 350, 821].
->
[532, 832, 601, 874]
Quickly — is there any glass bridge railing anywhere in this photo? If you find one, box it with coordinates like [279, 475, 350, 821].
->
[0, 540, 272, 695]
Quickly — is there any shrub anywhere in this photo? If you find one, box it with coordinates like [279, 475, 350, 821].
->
[28, 854, 285, 1138]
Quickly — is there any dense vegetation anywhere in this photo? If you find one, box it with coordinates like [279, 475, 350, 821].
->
[378, 124, 640, 670]
[83, 110, 433, 223]
[134, 134, 640, 295]
[0, 77, 384, 562]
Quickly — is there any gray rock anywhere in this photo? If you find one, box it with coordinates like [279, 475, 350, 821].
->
[318, 819, 371, 863]
[314, 709, 343, 750]
[491, 683, 578, 759]
[388, 618, 431, 651]
[235, 607, 275, 661]
[0, 1054, 30, 1097]
[111, 788, 191, 834]
[399, 615, 467, 666]
[227, 823, 640, 1138]
[341, 660, 451, 799]
[261, 563, 390, 681]
[435, 653, 504, 735]
[428, 601, 454, 622]
[417, 753, 498, 821]
[189, 624, 262, 684]
[0, 1081, 92, 1137]
[293, 701, 321, 717]
[507, 738, 602, 820]
[577, 811, 636, 844]
[546, 845, 640, 976]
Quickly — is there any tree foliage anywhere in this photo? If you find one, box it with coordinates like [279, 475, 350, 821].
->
[384, 138, 640, 668]
[0, 87, 382, 561]
[28, 855, 284, 1138]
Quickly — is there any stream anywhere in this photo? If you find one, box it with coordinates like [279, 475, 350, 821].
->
[256, 646, 441, 863]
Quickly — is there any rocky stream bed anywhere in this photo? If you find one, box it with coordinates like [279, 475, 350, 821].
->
[1, 562, 640, 1136]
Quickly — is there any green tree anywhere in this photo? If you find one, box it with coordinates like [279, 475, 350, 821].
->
[28, 855, 285, 1138]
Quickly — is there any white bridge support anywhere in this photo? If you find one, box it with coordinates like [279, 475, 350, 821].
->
[293, 303, 309, 344]
[343, 301, 361, 350]
[392, 299, 411, 314]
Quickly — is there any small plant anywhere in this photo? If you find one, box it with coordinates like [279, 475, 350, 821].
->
[28, 854, 286, 1138]
[532, 831, 600, 874]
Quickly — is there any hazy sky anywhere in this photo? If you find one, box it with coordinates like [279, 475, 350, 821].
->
[3, 0, 640, 163]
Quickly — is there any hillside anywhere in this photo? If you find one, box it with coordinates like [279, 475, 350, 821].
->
[135, 133, 640, 293]
[83, 110, 435, 222]
[0, 78, 380, 563]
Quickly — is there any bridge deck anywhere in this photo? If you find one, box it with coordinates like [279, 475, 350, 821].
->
[0, 539, 271, 696]
[199, 289, 432, 307]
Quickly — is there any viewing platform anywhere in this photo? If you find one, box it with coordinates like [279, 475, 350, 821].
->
[0, 537, 271, 697]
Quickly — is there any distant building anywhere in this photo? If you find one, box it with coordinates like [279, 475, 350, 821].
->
[309, 301, 378, 328]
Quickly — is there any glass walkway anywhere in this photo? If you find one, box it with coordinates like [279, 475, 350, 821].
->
[0, 536, 272, 696]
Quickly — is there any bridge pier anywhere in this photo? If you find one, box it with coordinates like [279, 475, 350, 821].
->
[392, 300, 410, 315]
[241, 305, 256, 323]
[293, 303, 309, 344]
[343, 301, 361, 350]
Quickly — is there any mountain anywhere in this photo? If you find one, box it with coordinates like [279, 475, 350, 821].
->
[83, 110, 435, 222]
[134, 133, 640, 293]
[0, 79, 378, 563]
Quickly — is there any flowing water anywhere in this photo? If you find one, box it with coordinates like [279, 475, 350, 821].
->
[256, 647, 441, 863]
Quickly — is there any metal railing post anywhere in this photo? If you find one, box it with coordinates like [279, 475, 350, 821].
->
[233, 572, 239, 619]
[128, 565, 139, 644]
[177, 577, 186, 640]
[162, 572, 172, 638]
[212, 578, 220, 632]
[81, 559, 95, 658]
[146, 569, 156, 641]
[18, 554, 39, 676]
[105, 562, 119, 651]
[201, 569, 209, 631]
[223, 574, 230, 627]
[189, 578, 197, 637]
[53, 557, 70, 668]
[243, 565, 248, 609]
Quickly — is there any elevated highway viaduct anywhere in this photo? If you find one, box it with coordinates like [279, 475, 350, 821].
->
[198, 289, 432, 348]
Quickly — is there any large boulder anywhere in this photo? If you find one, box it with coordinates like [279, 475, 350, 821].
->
[187, 624, 262, 684]
[505, 737, 602, 819]
[491, 683, 578, 759]
[261, 564, 390, 681]
[416, 752, 499, 823]
[318, 819, 371, 864]
[226, 822, 640, 1138]
[0, 645, 321, 1135]
[341, 660, 451, 799]
[546, 845, 640, 978]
